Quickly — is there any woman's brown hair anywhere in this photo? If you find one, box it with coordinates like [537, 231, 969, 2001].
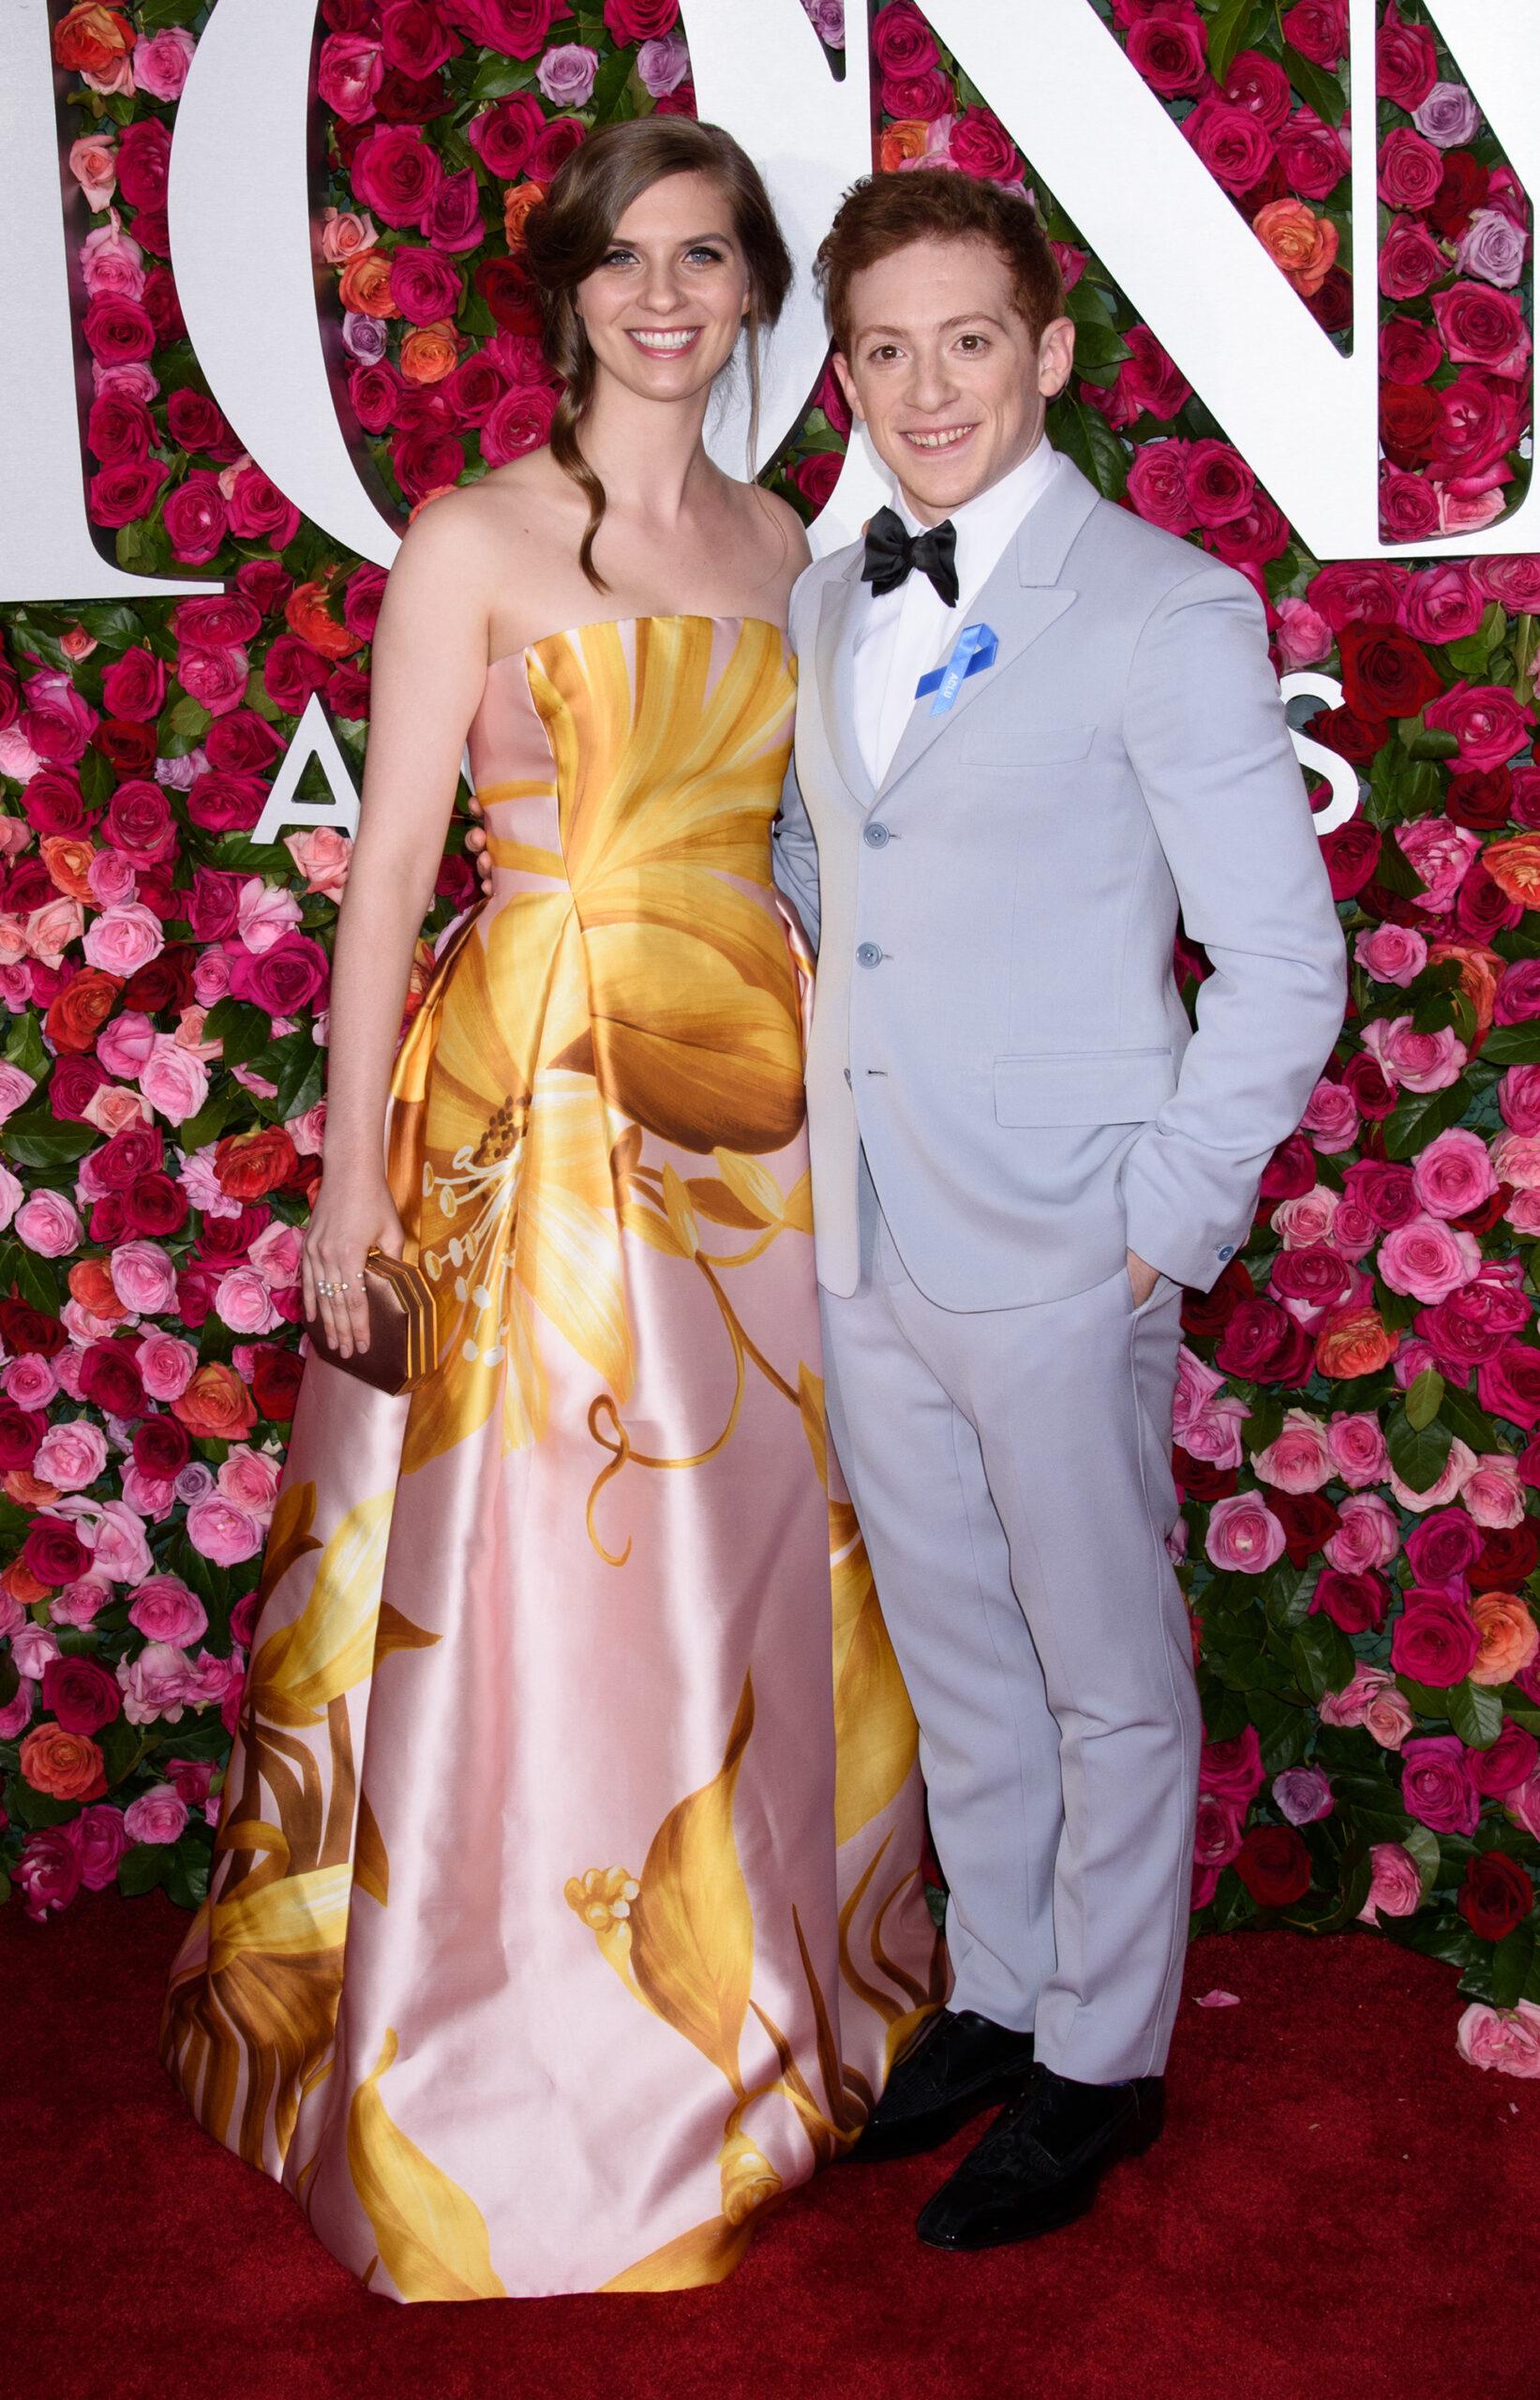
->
[815, 170, 1067, 359]
[523, 119, 794, 591]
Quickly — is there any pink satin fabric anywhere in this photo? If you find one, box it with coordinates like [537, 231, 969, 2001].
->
[161, 615, 946, 2300]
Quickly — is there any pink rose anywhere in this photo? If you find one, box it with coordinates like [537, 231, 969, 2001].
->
[184, 1492, 265, 1567]
[1199, 1724, 1264, 1802]
[138, 1036, 209, 1127]
[1318, 1661, 1389, 1728]
[1271, 1185, 1338, 1248]
[115, 1641, 192, 1726]
[75, 1803, 131, 1890]
[82, 900, 164, 978]
[1361, 1015, 1468, 1093]
[136, 1331, 197, 1402]
[1205, 1491, 1287, 1574]
[1425, 682, 1536, 771]
[5, 1354, 58, 1408]
[283, 826, 352, 899]
[1324, 1412, 1389, 1490]
[15, 1827, 81, 1921]
[217, 1445, 282, 1517]
[1379, 1213, 1482, 1304]
[133, 26, 196, 100]
[1377, 127, 1443, 211]
[1397, 819, 1484, 916]
[68, 1497, 154, 1586]
[96, 1011, 157, 1078]
[1192, 1790, 1246, 1890]
[108, 1239, 178, 1317]
[1254, 1409, 1332, 1492]
[214, 1266, 282, 1337]
[127, 1574, 208, 1646]
[1353, 926, 1420, 983]
[1182, 1394, 1249, 1469]
[1457, 2001, 1540, 2078]
[1299, 1077, 1358, 1153]
[33, 1420, 109, 1494]
[1400, 563, 1486, 648]
[1274, 596, 1332, 669]
[69, 134, 117, 212]
[1412, 1128, 1498, 1222]
[1359, 1843, 1424, 1923]
[1391, 1590, 1482, 1686]
[122, 1784, 190, 1845]
[15, 1191, 82, 1258]
[1126, 442, 1196, 535]
[1323, 1492, 1401, 1572]
[1501, 1067, 1540, 1138]
[1401, 1733, 1480, 1835]
[52, 1577, 113, 1628]
[247, 1221, 304, 1289]
[1463, 1454, 1527, 1530]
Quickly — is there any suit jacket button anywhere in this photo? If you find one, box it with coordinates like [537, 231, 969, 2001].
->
[1218, 1244, 1234, 1260]
[856, 942, 882, 968]
[863, 822, 890, 848]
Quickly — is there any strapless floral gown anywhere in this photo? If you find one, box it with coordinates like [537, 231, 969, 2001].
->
[160, 614, 945, 2300]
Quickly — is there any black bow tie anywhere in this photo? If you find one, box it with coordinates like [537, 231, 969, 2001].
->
[860, 506, 960, 608]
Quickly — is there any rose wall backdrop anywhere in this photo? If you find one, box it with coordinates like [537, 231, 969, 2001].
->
[4, 0, 1540, 2076]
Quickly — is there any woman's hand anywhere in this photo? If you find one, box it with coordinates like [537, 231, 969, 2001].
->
[465, 793, 495, 897]
[302, 1172, 406, 1361]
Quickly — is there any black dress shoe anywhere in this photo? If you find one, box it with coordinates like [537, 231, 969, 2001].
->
[848, 2009, 1036, 2164]
[916, 2062, 1164, 2248]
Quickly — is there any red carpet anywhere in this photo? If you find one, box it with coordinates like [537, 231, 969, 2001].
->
[7, 1896, 1531, 2400]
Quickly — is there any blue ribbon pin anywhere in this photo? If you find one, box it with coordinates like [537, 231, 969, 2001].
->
[916, 622, 999, 714]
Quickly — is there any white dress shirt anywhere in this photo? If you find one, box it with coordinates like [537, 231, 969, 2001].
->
[853, 437, 1063, 789]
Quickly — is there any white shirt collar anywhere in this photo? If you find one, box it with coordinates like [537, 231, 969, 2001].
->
[891, 435, 1061, 580]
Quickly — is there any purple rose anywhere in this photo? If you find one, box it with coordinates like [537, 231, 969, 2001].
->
[1412, 82, 1482, 150]
[1455, 206, 1528, 292]
[536, 42, 598, 106]
[636, 31, 689, 94]
[1272, 1766, 1334, 1825]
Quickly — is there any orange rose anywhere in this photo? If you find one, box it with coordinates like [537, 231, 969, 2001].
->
[400, 322, 461, 385]
[1470, 1593, 1540, 1688]
[52, 4, 135, 75]
[68, 1257, 127, 1321]
[879, 121, 929, 172]
[1485, 834, 1540, 910]
[216, 1125, 300, 1199]
[1428, 941, 1502, 1035]
[338, 250, 399, 319]
[502, 181, 546, 248]
[4, 1470, 60, 1510]
[3, 1557, 53, 1607]
[44, 966, 121, 1056]
[20, 1723, 107, 1802]
[1316, 1305, 1399, 1379]
[284, 580, 363, 661]
[172, 1360, 258, 1442]
[1252, 199, 1339, 297]
[40, 833, 97, 903]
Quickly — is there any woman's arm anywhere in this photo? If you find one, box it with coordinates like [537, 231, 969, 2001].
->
[303, 494, 492, 1361]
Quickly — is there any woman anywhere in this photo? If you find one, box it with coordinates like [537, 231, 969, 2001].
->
[161, 118, 944, 2301]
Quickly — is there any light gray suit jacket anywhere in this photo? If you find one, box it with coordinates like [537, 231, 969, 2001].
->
[771, 453, 1347, 1311]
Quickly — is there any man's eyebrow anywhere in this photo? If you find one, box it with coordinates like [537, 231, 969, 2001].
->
[852, 312, 1012, 340]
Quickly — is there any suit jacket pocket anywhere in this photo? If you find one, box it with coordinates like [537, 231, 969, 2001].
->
[994, 1046, 1174, 1127]
[963, 717, 1095, 765]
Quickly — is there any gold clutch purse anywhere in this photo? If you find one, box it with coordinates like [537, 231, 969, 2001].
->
[302, 1249, 439, 1396]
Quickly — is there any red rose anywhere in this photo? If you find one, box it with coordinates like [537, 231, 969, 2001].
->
[1319, 818, 1381, 901]
[1173, 1449, 1238, 1503]
[1338, 622, 1443, 722]
[132, 1412, 191, 1478]
[1391, 1591, 1482, 1687]
[1376, 6, 1437, 110]
[45, 968, 122, 1057]
[226, 933, 330, 1018]
[121, 946, 197, 1015]
[871, 0, 937, 77]
[1477, 1342, 1540, 1432]
[1380, 382, 1440, 470]
[1380, 215, 1450, 304]
[529, 115, 588, 185]
[1260, 1131, 1318, 1201]
[1184, 439, 1255, 528]
[251, 1342, 307, 1421]
[262, 634, 335, 714]
[467, 91, 543, 179]
[1215, 1295, 1316, 1386]
[1271, 1492, 1341, 1565]
[1476, 1523, 1540, 1587]
[1378, 127, 1443, 213]
[0, 1301, 67, 1358]
[458, 0, 571, 52]
[40, 1655, 122, 1737]
[1308, 705, 1388, 772]
[166, 389, 233, 456]
[1235, 1823, 1312, 1907]
[1429, 151, 1489, 242]
[123, 1174, 189, 1239]
[1180, 1256, 1253, 1338]
[793, 450, 842, 514]
[1310, 1569, 1388, 1633]
[1268, 1244, 1350, 1313]
[381, 0, 461, 76]
[474, 255, 543, 338]
[48, 1055, 109, 1122]
[185, 771, 266, 834]
[1380, 315, 1444, 386]
[949, 108, 1021, 185]
[90, 1120, 162, 1192]
[79, 1341, 146, 1420]
[22, 1519, 91, 1587]
[603, 0, 678, 37]
[349, 121, 441, 230]
[1470, 1726, 1540, 1798]
[1224, 50, 1291, 131]
[1432, 282, 1532, 380]
[1446, 768, 1514, 832]
[105, 777, 176, 865]
[0, 1402, 46, 1470]
[1280, 0, 1345, 68]
[99, 646, 167, 724]
[1277, 109, 1348, 202]
[21, 770, 88, 835]
[215, 1127, 302, 1201]
[1458, 1851, 1533, 1942]
[93, 716, 159, 772]
[1127, 4, 1209, 98]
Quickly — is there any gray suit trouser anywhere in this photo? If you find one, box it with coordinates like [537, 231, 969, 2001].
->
[818, 1154, 1201, 2085]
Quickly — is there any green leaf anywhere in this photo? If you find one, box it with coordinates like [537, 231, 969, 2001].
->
[1386, 1400, 1454, 1493]
[1205, 0, 1259, 86]
[75, 602, 149, 649]
[1492, 1922, 1537, 2011]
[1249, 1688, 1310, 1773]
[1437, 1382, 1497, 1455]
[1047, 387, 1129, 501]
[3, 1014, 48, 1080]
[1291, 1613, 1355, 1703]
[1447, 1678, 1506, 1749]
[1281, 42, 1347, 124]
[1476, 1025, 1540, 1066]
[1403, 1823, 1441, 1897]
[1405, 1367, 1444, 1432]
[117, 1842, 175, 1898]
[468, 54, 538, 102]
[1381, 1077, 1473, 1162]
[1068, 319, 1131, 378]
[79, 745, 116, 808]
[177, 1083, 244, 1154]
[0, 1104, 99, 1170]
[202, 997, 273, 1070]
[588, 44, 636, 123]
[166, 693, 212, 740]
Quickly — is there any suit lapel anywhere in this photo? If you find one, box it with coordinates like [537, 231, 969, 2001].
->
[877, 455, 1101, 803]
[814, 558, 875, 810]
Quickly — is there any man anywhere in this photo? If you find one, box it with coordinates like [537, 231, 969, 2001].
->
[769, 171, 1345, 2250]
